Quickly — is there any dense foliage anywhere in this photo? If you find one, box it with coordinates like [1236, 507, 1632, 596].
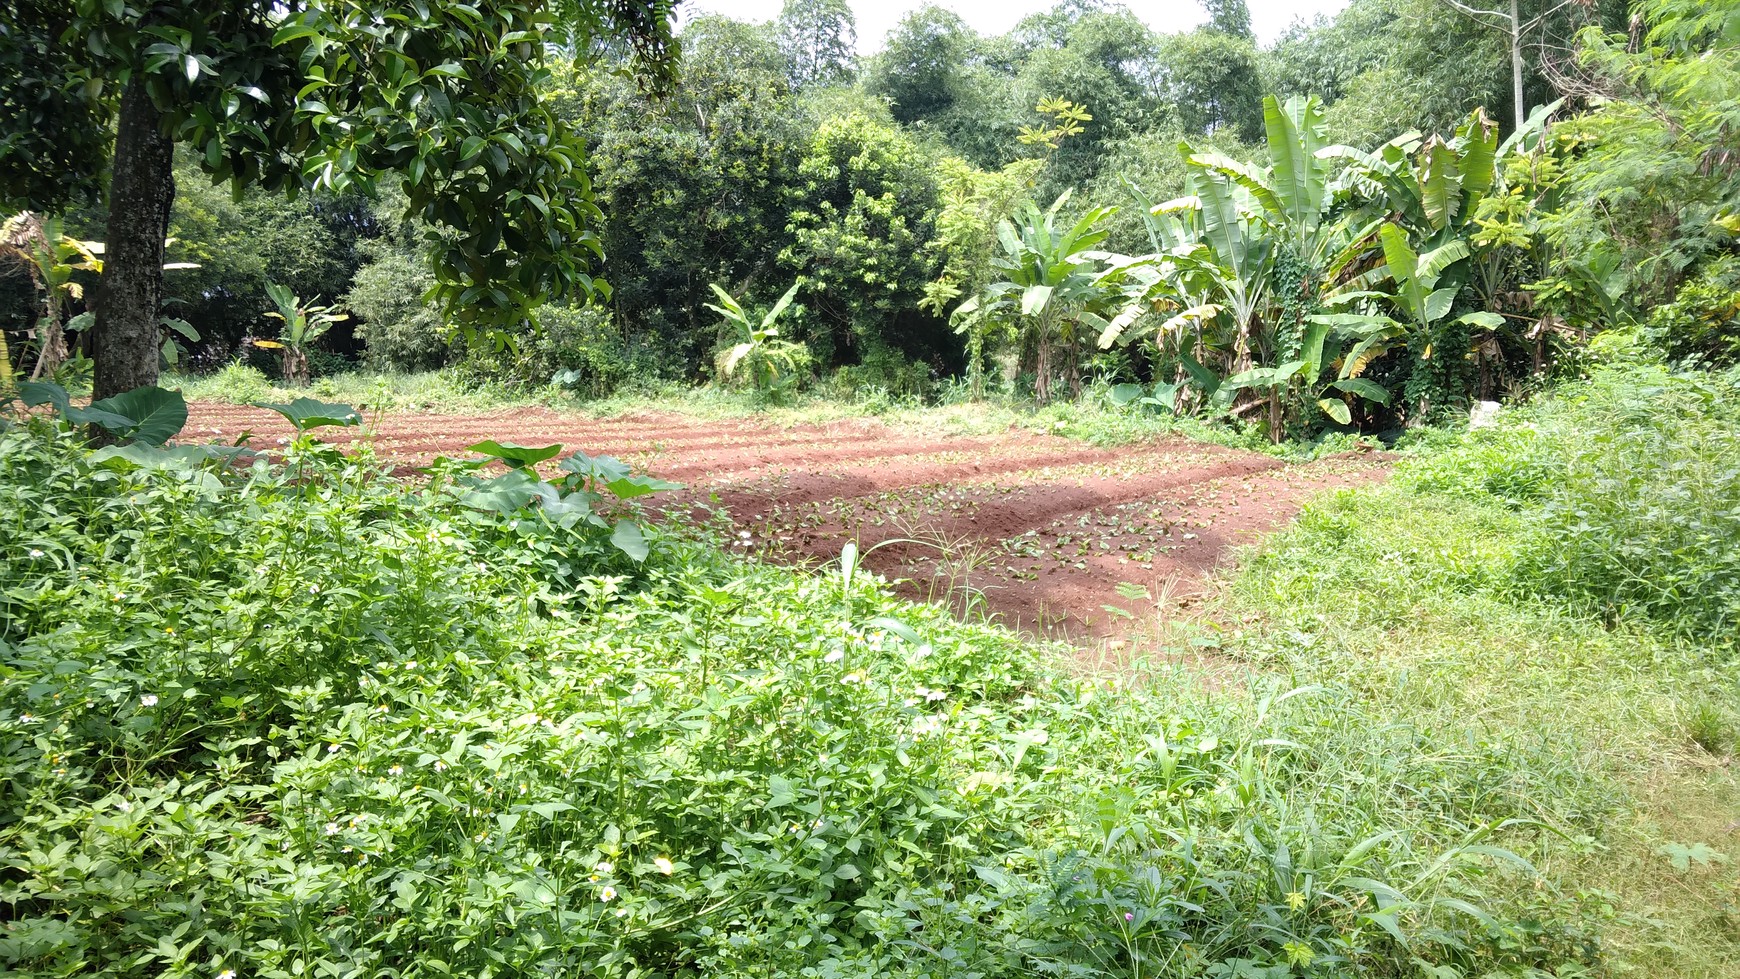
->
[0, 403, 1619, 976]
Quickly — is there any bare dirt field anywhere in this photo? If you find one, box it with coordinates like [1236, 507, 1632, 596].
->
[186, 402, 1390, 644]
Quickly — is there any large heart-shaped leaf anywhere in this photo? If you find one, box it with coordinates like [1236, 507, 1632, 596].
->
[92, 443, 252, 470]
[559, 450, 632, 485]
[603, 474, 683, 500]
[457, 470, 552, 514]
[253, 398, 361, 433]
[86, 386, 189, 445]
[610, 519, 649, 562]
[1109, 382, 1145, 407]
[468, 440, 563, 469]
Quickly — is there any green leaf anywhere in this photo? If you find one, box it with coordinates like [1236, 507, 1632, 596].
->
[1331, 377, 1391, 405]
[252, 398, 361, 432]
[1317, 398, 1352, 425]
[459, 470, 547, 514]
[87, 386, 189, 445]
[1109, 383, 1145, 407]
[467, 440, 562, 469]
[602, 475, 682, 500]
[610, 519, 649, 562]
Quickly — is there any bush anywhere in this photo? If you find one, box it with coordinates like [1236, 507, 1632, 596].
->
[464, 303, 652, 397]
[344, 247, 457, 373]
[1644, 254, 1740, 367]
[0, 421, 1595, 978]
[1514, 363, 1740, 640]
[189, 361, 275, 404]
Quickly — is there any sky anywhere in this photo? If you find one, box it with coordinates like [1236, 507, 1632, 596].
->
[677, 1, 1353, 50]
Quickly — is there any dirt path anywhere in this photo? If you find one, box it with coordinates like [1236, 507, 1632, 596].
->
[186, 403, 1389, 643]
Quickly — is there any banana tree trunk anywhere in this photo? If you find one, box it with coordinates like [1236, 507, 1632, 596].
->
[0, 324, 13, 394]
[93, 76, 176, 404]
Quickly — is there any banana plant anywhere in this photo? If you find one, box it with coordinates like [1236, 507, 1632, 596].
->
[707, 281, 811, 397]
[1313, 225, 1503, 418]
[958, 191, 1120, 403]
[255, 282, 348, 387]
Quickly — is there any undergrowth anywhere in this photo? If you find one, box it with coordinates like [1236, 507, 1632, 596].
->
[1, 413, 1601, 977]
[1228, 359, 1740, 976]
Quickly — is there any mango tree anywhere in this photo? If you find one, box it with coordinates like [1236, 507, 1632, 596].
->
[0, 1, 677, 403]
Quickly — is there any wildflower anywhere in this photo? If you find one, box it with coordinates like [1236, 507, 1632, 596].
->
[654, 856, 674, 875]
[473, 832, 489, 844]
[27, 549, 43, 559]
[118, 800, 133, 813]
[388, 765, 403, 776]
[19, 713, 33, 724]
[433, 760, 447, 772]
[595, 860, 614, 874]
[840, 671, 864, 685]
[309, 583, 320, 595]
[327, 744, 340, 754]
[325, 822, 340, 836]
[823, 650, 844, 664]
[218, 970, 237, 979]
[599, 886, 617, 902]
[1124, 912, 1135, 922]
[139, 694, 158, 707]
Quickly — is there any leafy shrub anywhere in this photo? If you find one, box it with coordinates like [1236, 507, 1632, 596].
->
[1644, 254, 1740, 367]
[343, 247, 457, 373]
[0, 421, 1600, 977]
[464, 303, 649, 397]
[829, 344, 935, 401]
[1513, 364, 1740, 640]
[192, 361, 275, 404]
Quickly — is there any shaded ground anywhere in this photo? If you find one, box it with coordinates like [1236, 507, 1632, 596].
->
[186, 403, 1390, 643]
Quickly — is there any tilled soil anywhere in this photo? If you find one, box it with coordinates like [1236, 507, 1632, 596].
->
[185, 403, 1389, 643]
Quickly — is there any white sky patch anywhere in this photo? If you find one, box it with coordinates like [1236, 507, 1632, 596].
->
[676, 0, 1352, 50]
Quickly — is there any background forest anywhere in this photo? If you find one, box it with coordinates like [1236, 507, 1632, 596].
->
[13, 0, 1733, 442]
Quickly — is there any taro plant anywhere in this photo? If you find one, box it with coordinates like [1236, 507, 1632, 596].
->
[447, 440, 682, 564]
[12, 379, 188, 445]
[708, 281, 812, 399]
[255, 282, 349, 387]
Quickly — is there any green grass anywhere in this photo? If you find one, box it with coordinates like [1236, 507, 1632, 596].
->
[1217, 364, 1740, 976]
[173, 364, 1369, 460]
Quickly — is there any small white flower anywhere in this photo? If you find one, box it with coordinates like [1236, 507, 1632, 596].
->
[139, 694, 158, 707]
[217, 970, 237, 979]
[823, 650, 844, 664]
[276, 437, 290, 446]
[433, 760, 447, 772]
[325, 822, 340, 836]
[308, 583, 320, 595]
[654, 856, 675, 875]
[925, 689, 947, 703]
[388, 765, 403, 776]
[595, 860, 614, 874]
[118, 800, 133, 813]
[599, 886, 617, 902]
[327, 744, 340, 754]
[840, 671, 864, 685]
[19, 713, 34, 724]
[27, 549, 43, 559]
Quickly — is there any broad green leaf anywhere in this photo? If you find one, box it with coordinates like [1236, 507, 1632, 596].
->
[1456, 310, 1506, 329]
[1331, 377, 1391, 405]
[252, 398, 361, 432]
[603, 474, 682, 500]
[1317, 398, 1353, 425]
[610, 519, 649, 562]
[459, 470, 547, 513]
[467, 440, 562, 469]
[88, 386, 189, 445]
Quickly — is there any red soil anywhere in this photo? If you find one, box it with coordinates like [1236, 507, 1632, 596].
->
[184, 402, 1389, 643]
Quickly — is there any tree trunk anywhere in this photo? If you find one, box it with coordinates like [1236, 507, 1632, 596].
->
[93, 76, 176, 403]
[1510, 0, 1525, 133]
